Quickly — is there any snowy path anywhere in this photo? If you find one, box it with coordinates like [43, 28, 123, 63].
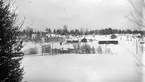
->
[22, 45, 143, 82]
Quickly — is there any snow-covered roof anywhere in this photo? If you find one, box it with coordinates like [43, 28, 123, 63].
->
[52, 42, 74, 49]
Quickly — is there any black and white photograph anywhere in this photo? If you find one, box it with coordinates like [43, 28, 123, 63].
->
[0, 0, 145, 82]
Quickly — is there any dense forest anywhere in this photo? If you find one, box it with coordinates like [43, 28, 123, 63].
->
[20, 25, 144, 36]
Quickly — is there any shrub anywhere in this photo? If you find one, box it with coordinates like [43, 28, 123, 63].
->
[139, 45, 144, 54]
[111, 34, 117, 39]
[73, 43, 81, 53]
[97, 46, 103, 54]
[106, 48, 112, 54]
[81, 44, 92, 54]
[92, 47, 96, 54]
[41, 45, 51, 54]
[28, 48, 38, 55]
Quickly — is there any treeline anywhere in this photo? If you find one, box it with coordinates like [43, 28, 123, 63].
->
[20, 26, 144, 36]
[19, 26, 144, 42]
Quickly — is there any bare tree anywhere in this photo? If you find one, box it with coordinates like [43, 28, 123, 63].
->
[128, 0, 145, 30]
[128, 0, 145, 66]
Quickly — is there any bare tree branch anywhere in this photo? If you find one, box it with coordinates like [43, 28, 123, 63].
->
[18, 16, 25, 29]
[129, 0, 144, 19]
[128, 0, 145, 29]
[127, 16, 145, 27]
[129, 0, 143, 16]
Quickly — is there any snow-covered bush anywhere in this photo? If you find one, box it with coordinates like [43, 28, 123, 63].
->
[111, 34, 117, 39]
[92, 47, 96, 54]
[80, 44, 92, 54]
[96, 46, 103, 54]
[106, 48, 112, 54]
[28, 48, 38, 55]
[73, 43, 95, 54]
[73, 43, 81, 54]
[138, 44, 144, 54]
[41, 45, 51, 54]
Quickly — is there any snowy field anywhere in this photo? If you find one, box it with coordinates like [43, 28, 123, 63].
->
[22, 47, 144, 82]
[21, 35, 145, 82]
[22, 53, 143, 82]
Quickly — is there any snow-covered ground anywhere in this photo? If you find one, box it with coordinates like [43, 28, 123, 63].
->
[21, 46, 144, 82]
[21, 35, 145, 82]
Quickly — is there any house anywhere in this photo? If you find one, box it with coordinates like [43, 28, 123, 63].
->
[98, 38, 118, 45]
[51, 42, 75, 54]
[81, 38, 87, 43]
[66, 39, 79, 43]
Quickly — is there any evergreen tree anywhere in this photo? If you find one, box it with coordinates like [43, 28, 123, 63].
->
[0, 0, 24, 82]
[33, 31, 41, 43]
[45, 28, 51, 34]
[70, 30, 75, 35]
[53, 29, 56, 34]
[74, 29, 80, 35]
[45, 28, 49, 33]
[25, 27, 33, 41]
[62, 25, 69, 35]
[48, 28, 51, 34]
[56, 29, 62, 35]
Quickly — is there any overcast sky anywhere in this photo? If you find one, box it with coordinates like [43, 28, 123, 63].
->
[14, 0, 138, 30]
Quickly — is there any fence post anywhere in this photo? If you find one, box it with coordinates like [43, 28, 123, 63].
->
[52, 41, 53, 55]
[136, 39, 138, 54]
[105, 44, 107, 54]
[40, 42, 43, 56]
